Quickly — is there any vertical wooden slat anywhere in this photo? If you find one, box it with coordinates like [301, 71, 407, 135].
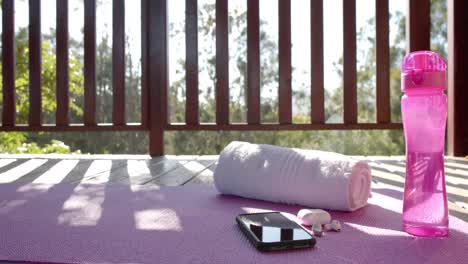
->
[343, 0, 357, 124]
[448, 0, 468, 156]
[185, 0, 199, 125]
[407, 0, 430, 52]
[376, 0, 390, 124]
[2, 0, 15, 126]
[56, 0, 69, 126]
[141, 0, 149, 127]
[215, 0, 229, 125]
[278, 0, 292, 124]
[148, 0, 168, 156]
[112, 0, 126, 125]
[247, 0, 260, 124]
[29, 0, 42, 126]
[310, 0, 324, 124]
[84, 0, 96, 125]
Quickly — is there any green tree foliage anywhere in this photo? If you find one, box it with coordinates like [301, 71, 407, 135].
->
[0, 1, 448, 155]
[39, 33, 148, 154]
[0, 28, 84, 123]
[0, 28, 83, 153]
[166, 2, 411, 155]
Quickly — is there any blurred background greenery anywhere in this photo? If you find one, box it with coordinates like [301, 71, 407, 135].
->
[0, 0, 448, 155]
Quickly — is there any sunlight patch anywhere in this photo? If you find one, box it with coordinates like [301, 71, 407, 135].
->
[241, 207, 272, 214]
[17, 183, 51, 193]
[367, 192, 412, 217]
[33, 159, 80, 184]
[127, 159, 151, 187]
[0, 159, 48, 183]
[134, 209, 182, 231]
[58, 185, 105, 226]
[182, 161, 207, 173]
[0, 199, 27, 214]
[346, 223, 406, 237]
[0, 159, 17, 169]
[78, 160, 112, 184]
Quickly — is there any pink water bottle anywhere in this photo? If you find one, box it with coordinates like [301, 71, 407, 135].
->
[401, 51, 448, 237]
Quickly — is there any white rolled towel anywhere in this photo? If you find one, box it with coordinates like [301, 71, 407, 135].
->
[214, 141, 372, 211]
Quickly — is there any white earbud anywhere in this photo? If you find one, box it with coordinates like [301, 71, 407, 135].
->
[312, 223, 323, 237]
[324, 220, 342, 232]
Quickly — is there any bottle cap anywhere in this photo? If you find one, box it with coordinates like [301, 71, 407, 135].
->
[401, 51, 446, 92]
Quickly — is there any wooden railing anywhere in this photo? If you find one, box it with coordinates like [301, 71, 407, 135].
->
[1, 0, 466, 156]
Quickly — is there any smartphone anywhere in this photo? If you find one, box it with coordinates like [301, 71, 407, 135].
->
[236, 212, 316, 251]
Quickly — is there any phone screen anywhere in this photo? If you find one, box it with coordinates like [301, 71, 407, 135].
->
[238, 212, 313, 243]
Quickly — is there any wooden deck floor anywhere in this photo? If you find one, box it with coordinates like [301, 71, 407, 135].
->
[1, 154, 467, 222]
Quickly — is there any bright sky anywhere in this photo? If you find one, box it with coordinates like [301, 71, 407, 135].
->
[167, 0, 406, 100]
[4, 0, 406, 96]
[9, 0, 142, 67]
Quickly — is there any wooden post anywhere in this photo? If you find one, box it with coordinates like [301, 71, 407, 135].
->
[310, 0, 324, 124]
[2, 0, 16, 126]
[376, 0, 391, 124]
[278, 0, 292, 124]
[343, 0, 357, 124]
[84, 0, 97, 126]
[406, 0, 430, 52]
[247, 0, 260, 125]
[215, 0, 229, 125]
[185, 0, 199, 126]
[141, 0, 149, 127]
[148, 0, 168, 156]
[56, 0, 70, 126]
[29, 0, 42, 126]
[448, 0, 468, 156]
[112, 0, 126, 125]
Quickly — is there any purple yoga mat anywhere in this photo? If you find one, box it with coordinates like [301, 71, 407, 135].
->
[1, 183, 467, 264]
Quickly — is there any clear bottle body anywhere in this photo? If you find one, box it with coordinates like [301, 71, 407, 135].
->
[401, 90, 448, 237]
